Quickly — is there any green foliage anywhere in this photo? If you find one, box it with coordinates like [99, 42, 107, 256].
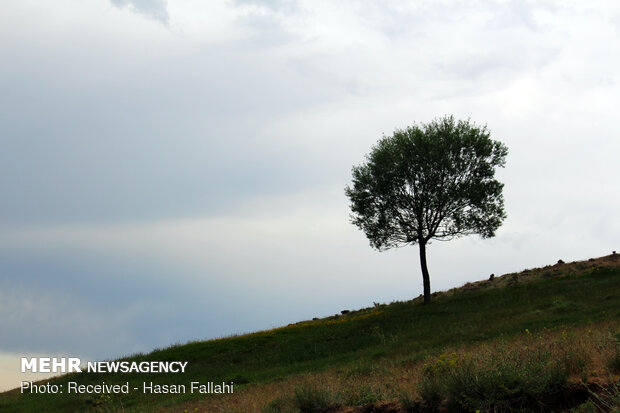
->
[265, 382, 384, 412]
[398, 391, 421, 413]
[603, 332, 620, 374]
[417, 334, 593, 412]
[345, 115, 508, 250]
[341, 384, 383, 405]
[293, 385, 340, 413]
[262, 397, 297, 413]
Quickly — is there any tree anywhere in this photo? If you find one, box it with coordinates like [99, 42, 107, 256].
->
[345, 115, 508, 304]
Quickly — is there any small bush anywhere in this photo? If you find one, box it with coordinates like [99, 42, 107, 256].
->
[263, 397, 297, 413]
[608, 352, 620, 374]
[418, 374, 443, 410]
[606, 333, 620, 374]
[556, 331, 591, 377]
[418, 342, 572, 412]
[342, 384, 382, 405]
[399, 391, 422, 413]
[595, 330, 620, 375]
[294, 385, 340, 413]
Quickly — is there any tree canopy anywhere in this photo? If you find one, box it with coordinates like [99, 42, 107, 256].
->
[345, 115, 508, 303]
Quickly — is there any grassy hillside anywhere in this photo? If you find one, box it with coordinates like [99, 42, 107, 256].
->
[1, 254, 619, 412]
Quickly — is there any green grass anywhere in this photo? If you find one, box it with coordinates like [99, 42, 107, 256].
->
[1, 257, 619, 412]
[417, 335, 588, 411]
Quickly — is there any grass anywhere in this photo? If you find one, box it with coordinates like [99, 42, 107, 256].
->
[571, 382, 620, 412]
[1, 254, 619, 412]
[417, 333, 585, 411]
[606, 332, 620, 374]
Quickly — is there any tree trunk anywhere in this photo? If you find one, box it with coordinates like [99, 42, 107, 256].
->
[419, 241, 431, 304]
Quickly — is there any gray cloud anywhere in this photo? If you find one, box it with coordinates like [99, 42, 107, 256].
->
[1, 0, 620, 385]
[0, 29, 344, 225]
[109, 0, 169, 24]
[0, 245, 278, 358]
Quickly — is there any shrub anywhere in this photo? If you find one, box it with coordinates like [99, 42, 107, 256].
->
[417, 374, 443, 410]
[399, 391, 422, 413]
[555, 330, 591, 377]
[418, 342, 572, 412]
[293, 385, 340, 413]
[606, 333, 620, 374]
[262, 397, 296, 413]
[341, 384, 383, 405]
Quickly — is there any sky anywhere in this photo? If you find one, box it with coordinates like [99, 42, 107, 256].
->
[1, 0, 619, 391]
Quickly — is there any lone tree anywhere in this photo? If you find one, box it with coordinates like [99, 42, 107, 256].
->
[345, 116, 507, 304]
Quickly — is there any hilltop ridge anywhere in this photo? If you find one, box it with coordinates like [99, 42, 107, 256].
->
[1, 253, 619, 412]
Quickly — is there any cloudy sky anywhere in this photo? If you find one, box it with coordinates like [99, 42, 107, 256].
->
[1, 0, 619, 390]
